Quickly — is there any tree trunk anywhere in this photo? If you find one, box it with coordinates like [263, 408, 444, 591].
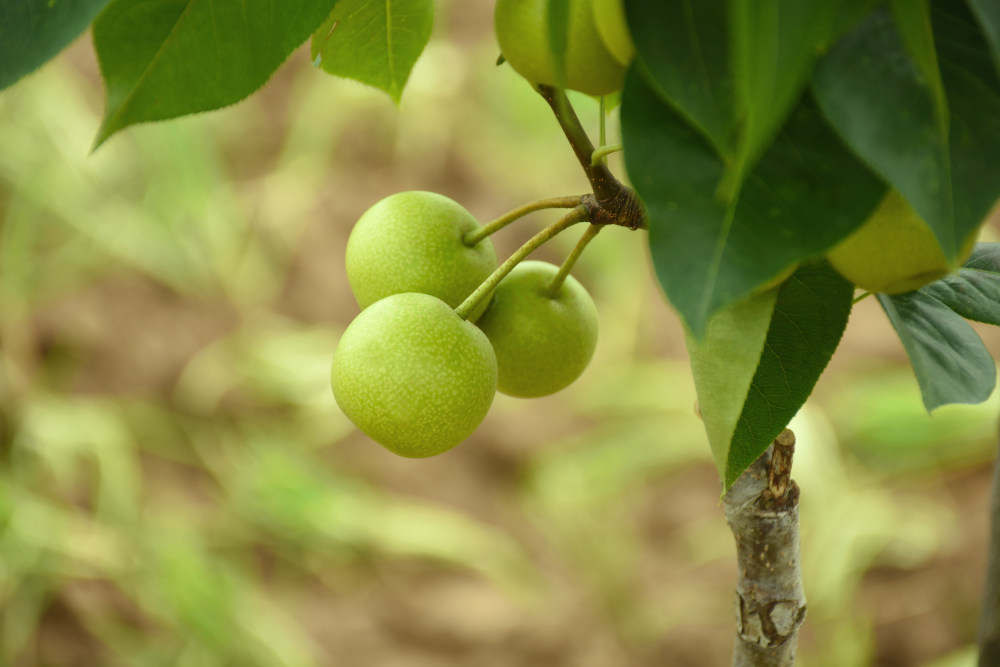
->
[723, 429, 807, 666]
[978, 432, 1000, 665]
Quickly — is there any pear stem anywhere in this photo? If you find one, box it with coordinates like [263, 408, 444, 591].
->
[463, 195, 584, 247]
[547, 224, 601, 296]
[455, 206, 589, 321]
[852, 290, 872, 304]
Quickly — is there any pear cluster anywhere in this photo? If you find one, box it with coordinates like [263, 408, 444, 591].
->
[331, 192, 599, 458]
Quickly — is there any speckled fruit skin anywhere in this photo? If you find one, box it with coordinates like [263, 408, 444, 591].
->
[592, 0, 634, 65]
[346, 192, 497, 318]
[477, 261, 598, 398]
[495, 0, 626, 96]
[828, 190, 977, 294]
[331, 293, 497, 457]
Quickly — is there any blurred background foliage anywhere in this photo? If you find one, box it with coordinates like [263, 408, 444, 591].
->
[1, 5, 999, 666]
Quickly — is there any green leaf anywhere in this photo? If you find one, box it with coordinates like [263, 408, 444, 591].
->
[812, 2, 1000, 261]
[687, 288, 777, 476]
[967, 0, 1000, 74]
[879, 290, 996, 411]
[622, 69, 883, 336]
[728, 0, 873, 190]
[919, 243, 1000, 325]
[725, 262, 854, 488]
[310, 0, 433, 103]
[688, 262, 853, 489]
[92, 0, 339, 147]
[0, 0, 110, 91]
[627, 0, 870, 177]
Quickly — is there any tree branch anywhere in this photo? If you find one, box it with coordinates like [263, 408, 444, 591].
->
[978, 425, 1000, 665]
[723, 429, 806, 667]
[534, 85, 646, 231]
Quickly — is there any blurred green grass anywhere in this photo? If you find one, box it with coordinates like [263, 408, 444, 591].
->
[0, 11, 997, 666]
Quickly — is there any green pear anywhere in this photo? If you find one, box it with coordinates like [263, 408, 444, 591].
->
[495, 0, 626, 96]
[592, 0, 634, 65]
[331, 293, 497, 457]
[477, 260, 599, 398]
[345, 191, 497, 318]
[828, 190, 977, 294]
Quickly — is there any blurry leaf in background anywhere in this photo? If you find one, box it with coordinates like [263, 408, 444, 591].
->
[14, 396, 141, 523]
[828, 369, 1000, 474]
[0, 0, 110, 91]
[310, 0, 433, 103]
[92, 0, 339, 147]
[135, 518, 319, 666]
[812, 1, 1000, 262]
[222, 438, 537, 594]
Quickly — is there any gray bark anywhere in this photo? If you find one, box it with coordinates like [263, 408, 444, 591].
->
[723, 429, 807, 667]
[978, 434, 1000, 665]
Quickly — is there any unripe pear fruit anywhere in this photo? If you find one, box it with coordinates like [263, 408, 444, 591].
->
[331, 293, 497, 457]
[495, 0, 626, 96]
[476, 260, 598, 397]
[345, 191, 497, 318]
[828, 190, 977, 294]
[592, 0, 634, 65]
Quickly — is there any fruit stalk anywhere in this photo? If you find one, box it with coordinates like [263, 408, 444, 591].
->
[455, 205, 589, 320]
[463, 195, 585, 246]
[547, 223, 601, 296]
[723, 429, 806, 667]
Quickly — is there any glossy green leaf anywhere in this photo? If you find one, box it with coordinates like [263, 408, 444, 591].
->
[626, 0, 732, 155]
[812, 2, 1000, 261]
[626, 0, 869, 178]
[918, 243, 1000, 325]
[92, 0, 339, 147]
[0, 0, 110, 91]
[687, 288, 777, 476]
[889, 0, 948, 127]
[728, 0, 873, 190]
[967, 0, 1000, 73]
[879, 291, 996, 411]
[310, 0, 432, 103]
[725, 262, 854, 488]
[621, 69, 883, 336]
